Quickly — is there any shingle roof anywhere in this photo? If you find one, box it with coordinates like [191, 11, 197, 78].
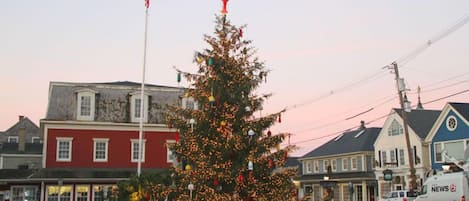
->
[29, 168, 167, 180]
[449, 102, 469, 121]
[4, 117, 38, 135]
[394, 109, 441, 138]
[302, 127, 381, 158]
[0, 169, 36, 179]
[94, 81, 182, 89]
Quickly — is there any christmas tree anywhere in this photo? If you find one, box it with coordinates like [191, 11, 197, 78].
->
[166, 2, 297, 200]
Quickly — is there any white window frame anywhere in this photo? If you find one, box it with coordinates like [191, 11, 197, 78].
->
[8, 136, 18, 143]
[56, 137, 73, 162]
[93, 138, 109, 162]
[304, 160, 313, 174]
[92, 185, 116, 201]
[351, 157, 357, 170]
[32, 136, 41, 143]
[11, 186, 39, 201]
[76, 89, 97, 121]
[323, 159, 330, 173]
[166, 140, 176, 163]
[314, 160, 319, 172]
[46, 185, 73, 201]
[399, 149, 405, 165]
[75, 185, 90, 201]
[381, 151, 387, 166]
[342, 158, 348, 171]
[388, 119, 403, 136]
[130, 92, 149, 123]
[446, 115, 458, 131]
[182, 97, 199, 110]
[331, 159, 337, 172]
[131, 139, 146, 162]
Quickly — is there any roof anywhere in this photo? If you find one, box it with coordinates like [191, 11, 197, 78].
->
[298, 171, 376, 181]
[28, 168, 167, 180]
[0, 169, 36, 180]
[45, 81, 185, 124]
[449, 102, 469, 121]
[0, 143, 43, 154]
[4, 116, 38, 136]
[302, 127, 381, 159]
[394, 108, 441, 138]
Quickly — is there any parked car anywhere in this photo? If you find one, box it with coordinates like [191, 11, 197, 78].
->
[379, 190, 418, 201]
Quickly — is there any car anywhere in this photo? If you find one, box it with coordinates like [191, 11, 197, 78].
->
[379, 190, 418, 201]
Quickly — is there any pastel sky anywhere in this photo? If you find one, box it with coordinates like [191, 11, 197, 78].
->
[1, 0, 468, 156]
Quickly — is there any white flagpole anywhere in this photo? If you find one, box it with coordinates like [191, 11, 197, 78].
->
[138, 0, 149, 177]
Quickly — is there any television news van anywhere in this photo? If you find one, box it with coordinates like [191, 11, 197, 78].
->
[415, 152, 469, 201]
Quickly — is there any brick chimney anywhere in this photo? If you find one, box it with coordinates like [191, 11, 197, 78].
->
[18, 127, 26, 152]
[19, 115, 24, 122]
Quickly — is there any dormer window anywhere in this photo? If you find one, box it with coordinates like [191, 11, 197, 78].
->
[130, 92, 149, 123]
[182, 96, 198, 110]
[76, 89, 98, 121]
[388, 119, 403, 136]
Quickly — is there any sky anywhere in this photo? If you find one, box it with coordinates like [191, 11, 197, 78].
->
[1, 0, 469, 156]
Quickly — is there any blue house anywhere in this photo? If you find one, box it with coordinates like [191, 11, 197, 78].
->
[425, 102, 469, 170]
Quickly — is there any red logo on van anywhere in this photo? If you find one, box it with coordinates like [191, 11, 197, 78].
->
[450, 184, 456, 192]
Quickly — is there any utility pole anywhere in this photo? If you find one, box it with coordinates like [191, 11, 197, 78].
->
[390, 62, 417, 190]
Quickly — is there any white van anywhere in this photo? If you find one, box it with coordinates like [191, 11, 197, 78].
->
[415, 170, 468, 201]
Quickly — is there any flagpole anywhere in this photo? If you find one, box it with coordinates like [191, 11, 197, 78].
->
[138, 0, 150, 177]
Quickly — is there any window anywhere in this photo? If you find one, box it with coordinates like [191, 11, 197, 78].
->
[351, 157, 357, 170]
[342, 158, 348, 171]
[331, 159, 337, 172]
[323, 160, 330, 173]
[130, 92, 149, 123]
[182, 97, 199, 110]
[76, 89, 97, 121]
[11, 186, 38, 201]
[446, 116, 457, 131]
[92, 185, 117, 201]
[93, 138, 109, 162]
[434, 143, 442, 162]
[56, 137, 73, 162]
[390, 149, 396, 163]
[131, 139, 146, 162]
[445, 141, 465, 160]
[46, 185, 73, 201]
[32, 137, 41, 143]
[388, 119, 403, 136]
[399, 149, 405, 165]
[75, 185, 90, 201]
[381, 151, 387, 166]
[8, 136, 18, 143]
[314, 160, 319, 172]
[166, 140, 176, 163]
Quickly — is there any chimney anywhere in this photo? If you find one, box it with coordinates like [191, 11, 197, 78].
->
[360, 120, 366, 130]
[19, 115, 25, 122]
[18, 127, 26, 152]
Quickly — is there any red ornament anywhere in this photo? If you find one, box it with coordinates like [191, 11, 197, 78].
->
[239, 28, 243, 38]
[278, 113, 282, 123]
[221, 0, 228, 15]
[268, 159, 273, 168]
[175, 133, 180, 142]
[246, 197, 251, 201]
[213, 179, 219, 186]
[237, 174, 245, 183]
[267, 130, 272, 137]
[285, 150, 289, 160]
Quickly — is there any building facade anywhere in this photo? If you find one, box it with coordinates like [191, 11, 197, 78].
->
[298, 122, 380, 201]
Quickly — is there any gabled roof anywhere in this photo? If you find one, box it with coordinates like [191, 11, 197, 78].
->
[449, 102, 469, 121]
[394, 108, 441, 138]
[301, 127, 381, 159]
[4, 116, 38, 136]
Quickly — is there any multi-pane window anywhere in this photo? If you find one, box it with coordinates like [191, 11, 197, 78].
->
[166, 140, 176, 163]
[12, 186, 38, 201]
[314, 160, 319, 172]
[8, 136, 18, 143]
[134, 98, 142, 118]
[131, 139, 146, 162]
[399, 149, 405, 165]
[388, 119, 403, 136]
[93, 139, 109, 162]
[323, 160, 330, 173]
[75, 185, 89, 201]
[130, 93, 149, 123]
[331, 159, 337, 172]
[46, 185, 72, 201]
[351, 157, 357, 170]
[342, 158, 348, 171]
[56, 137, 73, 161]
[80, 96, 91, 116]
[76, 90, 96, 121]
[390, 150, 396, 163]
[182, 97, 199, 110]
[92, 185, 117, 201]
[381, 151, 387, 166]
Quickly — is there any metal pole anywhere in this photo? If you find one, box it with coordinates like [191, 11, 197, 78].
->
[138, 3, 149, 177]
[391, 62, 417, 190]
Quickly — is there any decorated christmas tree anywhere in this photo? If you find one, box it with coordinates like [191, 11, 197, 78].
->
[166, 1, 297, 200]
